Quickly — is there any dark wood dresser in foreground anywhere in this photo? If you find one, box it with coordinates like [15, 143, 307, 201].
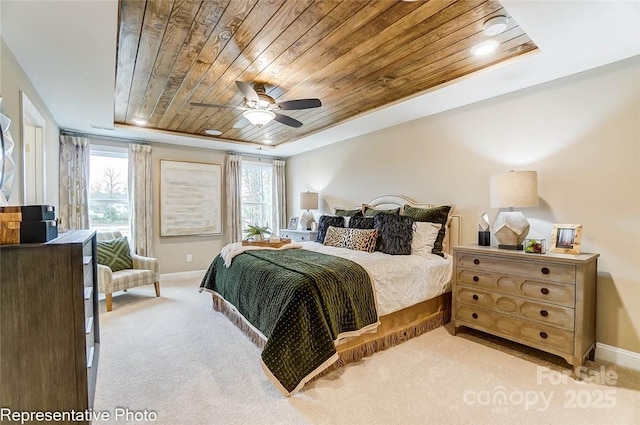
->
[1, 230, 100, 422]
[452, 245, 598, 369]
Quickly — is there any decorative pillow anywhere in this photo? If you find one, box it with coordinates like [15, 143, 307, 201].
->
[334, 208, 363, 217]
[373, 213, 414, 255]
[315, 215, 345, 243]
[411, 222, 443, 257]
[402, 204, 453, 257]
[323, 226, 378, 253]
[362, 204, 401, 217]
[348, 216, 375, 229]
[97, 237, 133, 272]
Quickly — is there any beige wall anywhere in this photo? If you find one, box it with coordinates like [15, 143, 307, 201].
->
[150, 144, 227, 274]
[286, 56, 640, 353]
[1, 39, 60, 207]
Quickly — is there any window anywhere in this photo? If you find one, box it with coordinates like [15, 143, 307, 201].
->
[241, 160, 273, 230]
[88, 145, 130, 238]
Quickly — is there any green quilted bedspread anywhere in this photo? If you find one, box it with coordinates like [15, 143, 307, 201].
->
[200, 248, 378, 395]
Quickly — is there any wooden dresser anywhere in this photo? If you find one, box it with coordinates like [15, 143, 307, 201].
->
[452, 245, 598, 368]
[0, 230, 100, 422]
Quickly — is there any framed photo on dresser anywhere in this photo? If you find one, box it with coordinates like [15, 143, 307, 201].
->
[550, 224, 582, 254]
[288, 217, 299, 230]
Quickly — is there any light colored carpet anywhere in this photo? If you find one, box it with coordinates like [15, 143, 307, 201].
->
[94, 278, 640, 425]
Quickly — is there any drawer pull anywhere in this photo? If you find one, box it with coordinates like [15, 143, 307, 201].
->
[472, 294, 479, 301]
[541, 267, 550, 275]
[539, 331, 548, 339]
[540, 287, 549, 295]
[301, 237, 306, 240]
[472, 313, 478, 319]
[473, 259, 480, 265]
[473, 276, 479, 282]
[540, 310, 549, 317]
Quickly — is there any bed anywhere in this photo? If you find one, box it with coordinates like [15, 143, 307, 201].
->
[200, 195, 461, 395]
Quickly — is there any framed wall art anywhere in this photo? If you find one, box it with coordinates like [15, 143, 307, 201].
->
[550, 224, 582, 254]
[160, 160, 222, 236]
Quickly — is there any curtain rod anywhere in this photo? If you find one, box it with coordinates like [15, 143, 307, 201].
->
[60, 129, 147, 144]
[228, 151, 284, 161]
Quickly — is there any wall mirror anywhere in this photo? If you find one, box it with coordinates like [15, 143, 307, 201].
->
[21, 91, 46, 204]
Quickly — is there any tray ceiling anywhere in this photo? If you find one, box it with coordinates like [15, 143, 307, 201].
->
[115, 0, 537, 147]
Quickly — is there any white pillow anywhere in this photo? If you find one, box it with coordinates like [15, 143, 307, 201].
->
[411, 222, 442, 257]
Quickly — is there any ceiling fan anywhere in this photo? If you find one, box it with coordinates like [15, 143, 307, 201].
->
[190, 81, 322, 129]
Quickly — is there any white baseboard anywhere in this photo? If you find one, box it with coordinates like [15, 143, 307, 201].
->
[160, 270, 207, 281]
[596, 342, 640, 371]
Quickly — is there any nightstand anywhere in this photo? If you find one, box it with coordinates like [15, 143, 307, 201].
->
[452, 245, 599, 368]
[280, 229, 317, 242]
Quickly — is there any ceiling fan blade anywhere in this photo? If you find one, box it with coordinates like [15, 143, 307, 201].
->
[274, 113, 303, 128]
[276, 98, 322, 110]
[233, 117, 250, 129]
[235, 81, 259, 103]
[190, 102, 244, 110]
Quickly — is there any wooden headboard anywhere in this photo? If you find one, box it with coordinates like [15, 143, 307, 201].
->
[365, 195, 461, 255]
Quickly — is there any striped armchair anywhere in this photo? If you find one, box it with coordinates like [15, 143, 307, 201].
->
[96, 231, 159, 311]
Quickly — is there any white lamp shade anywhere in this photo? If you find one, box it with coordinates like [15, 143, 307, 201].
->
[490, 171, 539, 208]
[299, 192, 318, 210]
[243, 109, 275, 126]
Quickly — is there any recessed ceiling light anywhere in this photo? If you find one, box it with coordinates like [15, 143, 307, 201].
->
[470, 39, 500, 56]
[204, 129, 222, 136]
[483, 16, 508, 36]
[264, 139, 273, 145]
[132, 117, 148, 126]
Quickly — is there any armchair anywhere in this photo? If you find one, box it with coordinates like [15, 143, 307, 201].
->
[96, 231, 159, 311]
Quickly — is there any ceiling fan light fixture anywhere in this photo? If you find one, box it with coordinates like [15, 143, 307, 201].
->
[483, 16, 508, 36]
[243, 109, 275, 126]
[471, 39, 499, 56]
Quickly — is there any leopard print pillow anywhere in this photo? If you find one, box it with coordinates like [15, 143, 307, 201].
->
[323, 226, 378, 253]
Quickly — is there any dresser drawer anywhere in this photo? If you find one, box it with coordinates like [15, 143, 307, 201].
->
[280, 231, 317, 242]
[457, 253, 576, 284]
[456, 305, 574, 354]
[457, 270, 575, 307]
[456, 287, 575, 331]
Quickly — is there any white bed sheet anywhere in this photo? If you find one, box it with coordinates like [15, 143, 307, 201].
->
[300, 242, 452, 316]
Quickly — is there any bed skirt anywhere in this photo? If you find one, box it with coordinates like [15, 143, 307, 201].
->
[210, 291, 451, 384]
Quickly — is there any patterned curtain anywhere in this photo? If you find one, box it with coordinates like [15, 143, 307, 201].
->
[226, 153, 242, 243]
[128, 144, 153, 256]
[273, 159, 286, 233]
[59, 135, 89, 230]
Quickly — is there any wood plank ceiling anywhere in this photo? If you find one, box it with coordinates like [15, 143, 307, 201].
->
[115, 0, 537, 147]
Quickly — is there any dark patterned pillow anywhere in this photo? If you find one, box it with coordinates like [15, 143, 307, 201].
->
[315, 215, 345, 243]
[323, 226, 378, 253]
[402, 204, 452, 257]
[334, 208, 363, 217]
[348, 216, 375, 229]
[362, 204, 401, 217]
[373, 213, 414, 255]
[97, 237, 133, 272]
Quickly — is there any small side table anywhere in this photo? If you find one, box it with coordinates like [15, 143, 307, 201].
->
[279, 229, 318, 242]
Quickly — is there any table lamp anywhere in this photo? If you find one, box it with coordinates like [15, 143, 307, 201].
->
[490, 170, 538, 250]
[299, 191, 318, 230]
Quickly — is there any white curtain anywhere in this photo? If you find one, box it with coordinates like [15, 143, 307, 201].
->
[59, 135, 89, 230]
[128, 144, 153, 256]
[226, 153, 242, 243]
[272, 159, 286, 233]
